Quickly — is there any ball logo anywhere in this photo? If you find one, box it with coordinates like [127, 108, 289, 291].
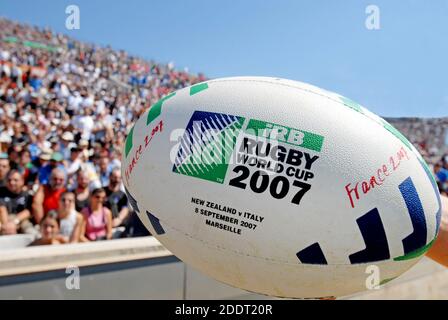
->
[172, 110, 325, 206]
[173, 110, 245, 184]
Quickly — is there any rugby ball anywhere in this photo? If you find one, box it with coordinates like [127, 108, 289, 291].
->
[122, 77, 441, 298]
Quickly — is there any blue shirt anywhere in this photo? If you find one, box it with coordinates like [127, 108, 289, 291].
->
[28, 144, 41, 161]
[436, 168, 448, 183]
[29, 78, 43, 91]
[38, 164, 66, 185]
[98, 164, 115, 187]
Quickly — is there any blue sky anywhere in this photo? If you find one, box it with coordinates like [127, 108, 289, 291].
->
[1, 0, 447, 117]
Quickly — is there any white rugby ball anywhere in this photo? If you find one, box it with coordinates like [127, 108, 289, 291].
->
[122, 77, 441, 298]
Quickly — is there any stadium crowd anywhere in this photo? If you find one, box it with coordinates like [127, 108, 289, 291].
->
[387, 117, 448, 196]
[0, 18, 447, 246]
[0, 18, 205, 244]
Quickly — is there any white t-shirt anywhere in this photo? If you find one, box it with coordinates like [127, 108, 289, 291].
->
[59, 210, 78, 239]
[75, 115, 94, 140]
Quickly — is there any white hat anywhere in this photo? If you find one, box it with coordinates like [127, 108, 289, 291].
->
[62, 131, 74, 141]
[39, 147, 53, 161]
[79, 139, 89, 147]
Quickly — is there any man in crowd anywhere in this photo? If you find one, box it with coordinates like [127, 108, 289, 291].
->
[32, 168, 67, 224]
[103, 168, 149, 237]
[0, 170, 34, 235]
[0, 153, 10, 187]
[38, 152, 66, 185]
[105, 168, 129, 228]
[60, 131, 76, 161]
[98, 156, 113, 187]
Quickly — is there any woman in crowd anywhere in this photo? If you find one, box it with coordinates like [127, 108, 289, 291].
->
[80, 187, 112, 242]
[57, 191, 83, 243]
[29, 211, 67, 246]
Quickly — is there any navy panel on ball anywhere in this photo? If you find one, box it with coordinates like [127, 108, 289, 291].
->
[146, 211, 166, 235]
[124, 186, 140, 213]
[296, 242, 328, 265]
[399, 177, 427, 254]
[349, 208, 390, 264]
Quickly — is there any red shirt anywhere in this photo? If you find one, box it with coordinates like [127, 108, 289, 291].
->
[43, 186, 66, 214]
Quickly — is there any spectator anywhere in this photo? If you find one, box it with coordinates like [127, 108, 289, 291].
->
[73, 170, 91, 212]
[38, 152, 65, 185]
[60, 131, 76, 160]
[105, 168, 129, 228]
[32, 168, 67, 224]
[28, 75, 42, 91]
[57, 191, 83, 243]
[78, 139, 90, 155]
[435, 163, 448, 184]
[77, 140, 100, 182]
[29, 211, 67, 246]
[98, 156, 112, 187]
[80, 187, 112, 241]
[0, 170, 34, 235]
[7, 144, 21, 170]
[11, 121, 29, 146]
[66, 147, 83, 177]
[110, 147, 122, 169]
[74, 107, 95, 140]
[36, 147, 52, 168]
[17, 149, 38, 190]
[29, 131, 51, 161]
[0, 153, 10, 187]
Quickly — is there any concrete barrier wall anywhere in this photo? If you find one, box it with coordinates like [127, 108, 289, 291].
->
[0, 236, 446, 299]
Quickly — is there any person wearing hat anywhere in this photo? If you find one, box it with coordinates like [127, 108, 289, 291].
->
[60, 131, 76, 161]
[38, 148, 52, 161]
[38, 151, 66, 186]
[78, 139, 96, 163]
[78, 139, 89, 152]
